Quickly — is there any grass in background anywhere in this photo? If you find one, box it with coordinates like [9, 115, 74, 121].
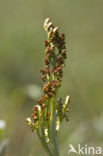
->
[0, 0, 103, 155]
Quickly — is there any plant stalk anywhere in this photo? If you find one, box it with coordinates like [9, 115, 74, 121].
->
[37, 129, 53, 156]
[50, 94, 60, 156]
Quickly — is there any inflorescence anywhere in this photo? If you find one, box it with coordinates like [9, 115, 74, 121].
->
[26, 18, 70, 143]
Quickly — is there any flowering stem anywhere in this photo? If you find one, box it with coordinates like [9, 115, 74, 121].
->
[26, 18, 70, 156]
[50, 94, 60, 156]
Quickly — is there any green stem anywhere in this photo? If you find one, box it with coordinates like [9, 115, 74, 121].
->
[36, 129, 53, 156]
[50, 94, 60, 156]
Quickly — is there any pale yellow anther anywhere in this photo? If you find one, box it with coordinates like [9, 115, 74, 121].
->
[44, 18, 51, 30]
[45, 18, 50, 25]
[45, 128, 48, 137]
[56, 121, 60, 131]
[26, 118, 32, 126]
[53, 27, 59, 33]
[65, 95, 70, 106]
[47, 22, 53, 30]
[45, 128, 50, 143]
[37, 105, 41, 111]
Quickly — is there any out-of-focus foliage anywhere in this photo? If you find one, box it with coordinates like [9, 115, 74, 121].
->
[0, 120, 9, 156]
[0, 0, 103, 156]
[0, 140, 9, 156]
[0, 120, 6, 138]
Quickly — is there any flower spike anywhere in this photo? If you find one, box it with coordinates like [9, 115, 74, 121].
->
[26, 18, 70, 156]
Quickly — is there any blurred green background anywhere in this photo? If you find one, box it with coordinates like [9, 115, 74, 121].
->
[0, 0, 103, 155]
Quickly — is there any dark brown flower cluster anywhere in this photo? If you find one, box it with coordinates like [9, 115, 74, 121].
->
[57, 97, 70, 122]
[40, 18, 67, 91]
[32, 105, 41, 129]
[43, 80, 61, 97]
